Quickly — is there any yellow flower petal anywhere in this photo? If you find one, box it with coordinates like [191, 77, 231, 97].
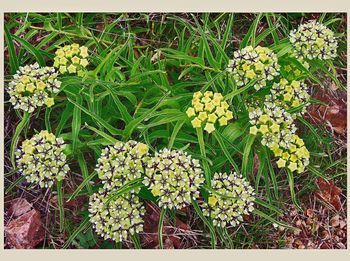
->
[207, 113, 218, 123]
[45, 98, 55, 107]
[208, 196, 218, 206]
[80, 58, 89, 67]
[71, 56, 80, 64]
[218, 116, 228, 126]
[246, 69, 256, 79]
[198, 111, 208, 121]
[225, 110, 233, 120]
[249, 126, 258, 135]
[288, 162, 298, 172]
[269, 123, 280, 133]
[194, 103, 204, 112]
[191, 117, 202, 128]
[276, 158, 286, 168]
[186, 107, 196, 118]
[259, 125, 269, 134]
[80, 46, 89, 58]
[36, 80, 46, 91]
[67, 64, 77, 74]
[59, 66, 67, 74]
[204, 123, 215, 134]
[259, 114, 270, 124]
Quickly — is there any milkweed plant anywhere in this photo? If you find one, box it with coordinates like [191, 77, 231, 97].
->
[4, 13, 344, 249]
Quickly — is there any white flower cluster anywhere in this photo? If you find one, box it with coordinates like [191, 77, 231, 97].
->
[7, 63, 61, 112]
[289, 21, 338, 60]
[95, 140, 149, 192]
[143, 149, 205, 209]
[89, 140, 148, 243]
[265, 79, 310, 116]
[15, 130, 69, 188]
[202, 172, 255, 228]
[227, 46, 280, 90]
[89, 191, 145, 243]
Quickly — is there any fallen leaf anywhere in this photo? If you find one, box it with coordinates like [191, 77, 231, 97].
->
[315, 178, 342, 210]
[140, 202, 192, 249]
[307, 90, 347, 135]
[330, 215, 340, 227]
[306, 209, 314, 218]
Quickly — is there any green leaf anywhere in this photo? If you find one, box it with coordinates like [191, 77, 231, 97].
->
[57, 180, 65, 233]
[67, 171, 97, 202]
[4, 24, 19, 74]
[68, 97, 122, 136]
[11, 34, 46, 66]
[241, 134, 256, 178]
[213, 131, 240, 173]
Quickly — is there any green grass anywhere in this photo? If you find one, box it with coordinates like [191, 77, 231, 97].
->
[4, 12, 347, 249]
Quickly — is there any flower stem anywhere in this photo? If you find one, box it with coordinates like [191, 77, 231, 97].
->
[158, 207, 166, 249]
[10, 111, 30, 168]
[196, 127, 211, 186]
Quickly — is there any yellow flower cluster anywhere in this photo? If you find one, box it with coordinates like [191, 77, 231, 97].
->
[266, 78, 310, 116]
[227, 45, 280, 90]
[248, 102, 310, 173]
[15, 130, 69, 188]
[53, 43, 89, 76]
[186, 91, 233, 134]
[7, 63, 61, 112]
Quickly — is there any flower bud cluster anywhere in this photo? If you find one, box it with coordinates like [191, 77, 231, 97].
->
[89, 190, 145, 243]
[95, 140, 149, 192]
[186, 91, 233, 134]
[54, 43, 89, 76]
[248, 101, 310, 173]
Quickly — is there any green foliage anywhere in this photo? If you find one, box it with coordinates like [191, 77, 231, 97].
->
[4, 12, 346, 249]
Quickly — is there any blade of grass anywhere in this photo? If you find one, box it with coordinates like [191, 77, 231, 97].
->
[4, 24, 19, 73]
[57, 180, 65, 233]
[191, 199, 217, 248]
[213, 131, 240, 173]
[11, 34, 46, 66]
[67, 171, 97, 202]
[62, 216, 91, 249]
[68, 97, 122, 136]
[77, 152, 92, 194]
[241, 134, 255, 178]
[286, 169, 302, 211]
